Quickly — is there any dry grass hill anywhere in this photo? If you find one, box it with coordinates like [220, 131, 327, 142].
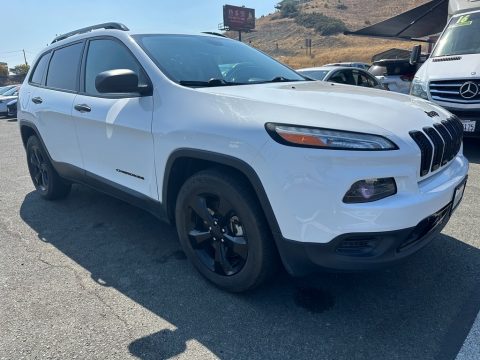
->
[226, 0, 431, 68]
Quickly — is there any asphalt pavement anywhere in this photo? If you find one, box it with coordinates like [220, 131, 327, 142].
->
[1, 116, 479, 360]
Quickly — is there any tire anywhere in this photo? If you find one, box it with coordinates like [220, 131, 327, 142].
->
[26, 135, 71, 200]
[175, 169, 279, 292]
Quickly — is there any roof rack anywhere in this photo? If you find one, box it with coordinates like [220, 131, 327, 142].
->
[201, 32, 227, 38]
[51, 22, 129, 44]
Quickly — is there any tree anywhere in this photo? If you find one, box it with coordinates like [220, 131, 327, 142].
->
[0, 64, 8, 77]
[276, 0, 299, 18]
[9, 64, 30, 76]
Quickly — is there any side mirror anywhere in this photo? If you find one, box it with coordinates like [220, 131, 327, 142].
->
[410, 45, 422, 65]
[95, 69, 149, 95]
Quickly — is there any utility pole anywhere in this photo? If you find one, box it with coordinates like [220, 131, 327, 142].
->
[22, 49, 28, 66]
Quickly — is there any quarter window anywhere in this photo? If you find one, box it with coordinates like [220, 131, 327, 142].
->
[30, 53, 50, 85]
[84, 39, 147, 95]
[46, 42, 83, 91]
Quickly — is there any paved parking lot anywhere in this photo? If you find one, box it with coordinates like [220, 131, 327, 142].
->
[1, 116, 479, 360]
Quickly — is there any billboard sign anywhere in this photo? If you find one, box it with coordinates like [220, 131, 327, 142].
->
[223, 5, 255, 31]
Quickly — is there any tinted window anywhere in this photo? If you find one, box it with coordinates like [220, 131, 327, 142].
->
[330, 70, 355, 85]
[134, 35, 305, 86]
[46, 42, 83, 91]
[85, 39, 147, 95]
[353, 70, 379, 87]
[30, 53, 50, 85]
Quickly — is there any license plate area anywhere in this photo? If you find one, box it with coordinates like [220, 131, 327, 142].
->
[461, 120, 476, 132]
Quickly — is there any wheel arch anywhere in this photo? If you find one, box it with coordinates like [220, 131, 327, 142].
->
[19, 121, 39, 149]
[163, 149, 282, 239]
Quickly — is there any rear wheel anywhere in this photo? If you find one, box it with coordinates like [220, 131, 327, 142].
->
[26, 136, 71, 200]
[175, 169, 278, 292]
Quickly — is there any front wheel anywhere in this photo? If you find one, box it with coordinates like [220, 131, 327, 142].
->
[26, 135, 71, 200]
[175, 169, 278, 292]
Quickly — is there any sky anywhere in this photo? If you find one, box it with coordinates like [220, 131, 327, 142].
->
[1, 0, 279, 67]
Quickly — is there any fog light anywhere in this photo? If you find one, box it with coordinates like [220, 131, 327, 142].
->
[343, 178, 397, 203]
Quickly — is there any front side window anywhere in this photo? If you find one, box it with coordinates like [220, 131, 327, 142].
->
[30, 53, 50, 85]
[46, 42, 83, 91]
[433, 12, 480, 57]
[84, 39, 147, 95]
[133, 34, 305, 87]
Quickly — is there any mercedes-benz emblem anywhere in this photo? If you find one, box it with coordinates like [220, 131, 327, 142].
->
[459, 81, 479, 99]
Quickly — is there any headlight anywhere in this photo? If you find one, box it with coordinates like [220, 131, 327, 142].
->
[265, 123, 398, 150]
[410, 78, 429, 100]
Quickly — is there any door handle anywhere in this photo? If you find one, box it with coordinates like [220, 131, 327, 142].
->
[31, 97, 43, 104]
[74, 104, 91, 113]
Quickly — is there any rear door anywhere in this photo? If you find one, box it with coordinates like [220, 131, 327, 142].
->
[72, 37, 156, 199]
[29, 42, 84, 169]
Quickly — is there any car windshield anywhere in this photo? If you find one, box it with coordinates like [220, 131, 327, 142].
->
[298, 70, 330, 80]
[133, 34, 306, 87]
[433, 12, 480, 57]
[0, 86, 14, 95]
[1, 87, 18, 96]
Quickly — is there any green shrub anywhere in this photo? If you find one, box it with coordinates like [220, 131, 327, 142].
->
[295, 13, 347, 35]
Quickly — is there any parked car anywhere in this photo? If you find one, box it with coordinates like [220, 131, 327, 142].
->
[0, 85, 20, 115]
[324, 62, 371, 70]
[369, 59, 417, 94]
[6, 98, 17, 118]
[297, 66, 386, 89]
[0, 84, 18, 95]
[19, 23, 468, 292]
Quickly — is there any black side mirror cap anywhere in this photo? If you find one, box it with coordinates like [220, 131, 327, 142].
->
[95, 69, 152, 95]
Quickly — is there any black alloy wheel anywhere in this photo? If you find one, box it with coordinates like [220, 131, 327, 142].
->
[186, 193, 248, 276]
[26, 135, 71, 200]
[175, 170, 278, 292]
[28, 145, 49, 192]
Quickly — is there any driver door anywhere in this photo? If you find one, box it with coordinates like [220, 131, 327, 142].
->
[72, 37, 157, 200]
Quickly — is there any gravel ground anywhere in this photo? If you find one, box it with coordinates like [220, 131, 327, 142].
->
[1, 116, 479, 360]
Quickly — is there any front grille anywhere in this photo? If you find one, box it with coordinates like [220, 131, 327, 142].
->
[410, 117, 463, 177]
[429, 79, 480, 104]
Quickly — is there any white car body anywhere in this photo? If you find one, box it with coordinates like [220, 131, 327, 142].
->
[18, 27, 469, 280]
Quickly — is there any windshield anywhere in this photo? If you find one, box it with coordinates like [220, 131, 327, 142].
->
[1, 87, 18, 96]
[133, 34, 305, 87]
[298, 70, 330, 80]
[0, 86, 14, 95]
[433, 12, 480, 57]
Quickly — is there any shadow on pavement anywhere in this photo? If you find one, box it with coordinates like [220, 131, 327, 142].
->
[20, 185, 480, 360]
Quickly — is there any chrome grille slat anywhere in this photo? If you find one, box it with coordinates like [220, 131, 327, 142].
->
[410, 117, 463, 177]
[429, 79, 480, 103]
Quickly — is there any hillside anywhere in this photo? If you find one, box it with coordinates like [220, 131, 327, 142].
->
[227, 0, 431, 68]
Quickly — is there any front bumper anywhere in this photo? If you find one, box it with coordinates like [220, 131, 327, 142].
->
[277, 201, 457, 276]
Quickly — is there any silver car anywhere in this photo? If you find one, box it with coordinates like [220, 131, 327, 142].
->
[297, 66, 385, 89]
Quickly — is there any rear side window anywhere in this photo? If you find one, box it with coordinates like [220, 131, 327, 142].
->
[369, 65, 387, 76]
[84, 39, 147, 96]
[46, 42, 83, 91]
[30, 53, 50, 85]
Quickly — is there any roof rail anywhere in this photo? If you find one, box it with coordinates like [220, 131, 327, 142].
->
[201, 32, 227, 38]
[51, 22, 129, 44]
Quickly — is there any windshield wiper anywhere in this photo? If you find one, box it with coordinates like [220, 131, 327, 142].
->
[178, 79, 237, 87]
[253, 76, 304, 84]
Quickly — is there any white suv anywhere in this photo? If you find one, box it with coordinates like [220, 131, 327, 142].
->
[18, 23, 469, 292]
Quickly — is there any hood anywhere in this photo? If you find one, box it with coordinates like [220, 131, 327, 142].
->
[196, 81, 450, 141]
[417, 54, 480, 80]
